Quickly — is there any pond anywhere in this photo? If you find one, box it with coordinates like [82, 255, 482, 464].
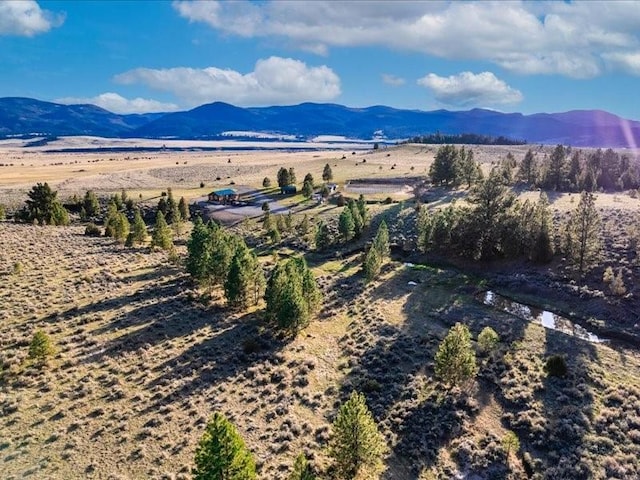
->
[479, 291, 608, 343]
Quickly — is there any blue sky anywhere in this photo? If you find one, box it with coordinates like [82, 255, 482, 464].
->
[1, 0, 640, 119]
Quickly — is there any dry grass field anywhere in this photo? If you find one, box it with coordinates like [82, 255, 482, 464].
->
[2, 140, 640, 479]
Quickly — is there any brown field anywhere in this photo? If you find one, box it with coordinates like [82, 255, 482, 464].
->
[1, 140, 640, 479]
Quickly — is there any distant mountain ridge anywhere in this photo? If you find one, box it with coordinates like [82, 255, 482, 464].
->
[1, 97, 639, 148]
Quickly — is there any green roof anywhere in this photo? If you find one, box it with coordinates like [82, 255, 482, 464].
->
[211, 188, 237, 196]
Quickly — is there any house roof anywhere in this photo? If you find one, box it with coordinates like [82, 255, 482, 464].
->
[210, 188, 237, 196]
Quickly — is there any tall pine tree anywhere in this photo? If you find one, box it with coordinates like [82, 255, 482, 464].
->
[329, 391, 385, 479]
[193, 413, 256, 480]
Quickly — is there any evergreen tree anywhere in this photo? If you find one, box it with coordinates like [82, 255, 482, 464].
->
[373, 220, 390, 260]
[83, 190, 100, 218]
[25, 182, 69, 225]
[277, 167, 291, 187]
[131, 209, 148, 245]
[265, 257, 321, 336]
[289, 453, 316, 480]
[434, 323, 478, 387]
[329, 391, 385, 480]
[303, 173, 314, 189]
[288, 167, 297, 185]
[323, 163, 334, 182]
[477, 327, 500, 354]
[356, 194, 368, 226]
[429, 144, 461, 186]
[28, 330, 55, 365]
[157, 196, 168, 216]
[263, 177, 272, 188]
[518, 149, 537, 185]
[416, 205, 432, 252]
[178, 196, 189, 222]
[112, 212, 130, 244]
[151, 210, 173, 250]
[348, 200, 364, 238]
[363, 246, 382, 283]
[193, 413, 256, 480]
[564, 191, 601, 276]
[338, 207, 355, 242]
[166, 190, 180, 225]
[302, 179, 314, 198]
[104, 200, 119, 237]
[186, 217, 211, 284]
[224, 242, 260, 308]
[459, 147, 479, 187]
[315, 221, 332, 251]
[545, 144, 567, 191]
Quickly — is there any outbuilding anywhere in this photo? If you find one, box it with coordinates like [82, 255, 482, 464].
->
[280, 185, 297, 195]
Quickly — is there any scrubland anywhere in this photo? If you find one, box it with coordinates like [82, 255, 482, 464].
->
[1, 142, 640, 479]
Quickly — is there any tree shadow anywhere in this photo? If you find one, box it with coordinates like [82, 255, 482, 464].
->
[333, 261, 531, 478]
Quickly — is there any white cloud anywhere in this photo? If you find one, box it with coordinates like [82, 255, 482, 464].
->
[114, 56, 341, 107]
[0, 0, 64, 36]
[603, 51, 640, 76]
[417, 71, 523, 107]
[55, 93, 179, 114]
[172, 1, 640, 78]
[381, 74, 405, 87]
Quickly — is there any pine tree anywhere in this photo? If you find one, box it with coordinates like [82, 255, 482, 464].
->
[113, 212, 130, 244]
[518, 149, 537, 185]
[151, 211, 173, 250]
[338, 207, 355, 242]
[329, 391, 385, 480]
[166, 190, 180, 225]
[28, 330, 55, 365]
[178, 196, 189, 222]
[193, 413, 256, 480]
[435, 323, 478, 387]
[277, 167, 291, 187]
[323, 163, 334, 182]
[373, 220, 390, 260]
[186, 217, 211, 284]
[265, 257, 321, 336]
[83, 190, 100, 218]
[416, 205, 432, 253]
[564, 191, 601, 276]
[363, 246, 382, 283]
[429, 144, 461, 186]
[25, 182, 69, 225]
[356, 194, 368, 226]
[302, 180, 314, 198]
[157, 196, 168, 215]
[315, 221, 332, 251]
[131, 209, 148, 245]
[477, 327, 499, 354]
[289, 453, 316, 480]
[288, 167, 297, 185]
[224, 242, 260, 308]
[349, 200, 364, 238]
[459, 147, 479, 187]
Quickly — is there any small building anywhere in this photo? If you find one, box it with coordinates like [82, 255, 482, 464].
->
[326, 183, 338, 193]
[280, 185, 297, 195]
[208, 188, 238, 204]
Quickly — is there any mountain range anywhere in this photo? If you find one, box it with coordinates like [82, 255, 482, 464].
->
[1, 97, 639, 148]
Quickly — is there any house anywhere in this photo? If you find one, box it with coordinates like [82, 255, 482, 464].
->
[326, 183, 338, 193]
[280, 185, 297, 195]
[208, 188, 239, 204]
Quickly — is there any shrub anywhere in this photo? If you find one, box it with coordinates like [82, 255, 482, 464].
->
[610, 269, 627, 296]
[28, 330, 55, 364]
[545, 355, 568, 377]
[200, 181, 205, 188]
[0, 204, 5, 220]
[263, 177, 272, 188]
[84, 223, 102, 237]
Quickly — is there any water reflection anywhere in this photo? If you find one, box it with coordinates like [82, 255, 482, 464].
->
[480, 291, 606, 343]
